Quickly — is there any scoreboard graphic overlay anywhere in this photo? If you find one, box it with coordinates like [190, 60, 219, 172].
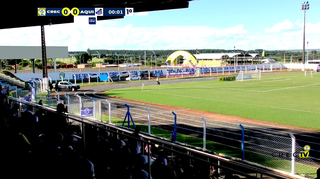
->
[38, 7, 134, 24]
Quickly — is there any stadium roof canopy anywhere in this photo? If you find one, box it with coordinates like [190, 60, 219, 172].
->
[0, 0, 193, 29]
[194, 53, 230, 60]
[194, 53, 261, 60]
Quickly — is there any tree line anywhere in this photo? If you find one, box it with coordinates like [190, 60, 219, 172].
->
[1, 49, 319, 70]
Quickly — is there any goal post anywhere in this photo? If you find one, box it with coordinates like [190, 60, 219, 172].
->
[236, 70, 261, 81]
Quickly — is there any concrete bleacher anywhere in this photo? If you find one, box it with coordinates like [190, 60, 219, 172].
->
[0, 91, 310, 179]
[0, 72, 26, 89]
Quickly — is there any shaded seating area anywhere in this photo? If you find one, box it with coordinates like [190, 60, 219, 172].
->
[0, 88, 300, 179]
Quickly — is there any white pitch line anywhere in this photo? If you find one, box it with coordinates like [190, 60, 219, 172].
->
[220, 88, 261, 93]
[148, 78, 293, 93]
[262, 82, 320, 92]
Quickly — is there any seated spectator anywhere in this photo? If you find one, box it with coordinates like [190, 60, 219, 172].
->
[316, 168, 320, 179]
[131, 126, 142, 156]
[21, 105, 39, 145]
[45, 103, 68, 134]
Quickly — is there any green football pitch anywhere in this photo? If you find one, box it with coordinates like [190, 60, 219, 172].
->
[105, 72, 320, 130]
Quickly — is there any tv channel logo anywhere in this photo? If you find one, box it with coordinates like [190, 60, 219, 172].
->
[299, 145, 310, 158]
[38, 8, 46, 16]
[271, 145, 311, 159]
[95, 8, 103, 16]
[89, 17, 96, 25]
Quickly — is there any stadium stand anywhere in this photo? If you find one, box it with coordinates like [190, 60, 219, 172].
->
[0, 85, 308, 179]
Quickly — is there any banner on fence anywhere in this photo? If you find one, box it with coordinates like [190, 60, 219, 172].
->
[81, 107, 93, 117]
[167, 69, 195, 76]
[100, 75, 109, 82]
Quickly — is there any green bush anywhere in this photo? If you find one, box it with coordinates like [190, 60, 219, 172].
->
[219, 76, 236, 81]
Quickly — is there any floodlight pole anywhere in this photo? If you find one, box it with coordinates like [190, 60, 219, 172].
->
[301, 1, 309, 69]
[152, 50, 157, 69]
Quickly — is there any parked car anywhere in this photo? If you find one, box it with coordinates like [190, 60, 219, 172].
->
[120, 72, 129, 78]
[89, 73, 99, 78]
[52, 81, 80, 91]
[140, 71, 155, 77]
[3, 66, 13, 70]
[110, 75, 120, 81]
[126, 75, 140, 81]
[29, 78, 42, 82]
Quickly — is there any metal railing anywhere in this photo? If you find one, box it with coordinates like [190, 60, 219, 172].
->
[7, 97, 308, 179]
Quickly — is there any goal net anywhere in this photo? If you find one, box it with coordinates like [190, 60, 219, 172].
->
[236, 70, 261, 81]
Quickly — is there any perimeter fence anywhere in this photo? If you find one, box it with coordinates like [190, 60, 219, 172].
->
[46, 95, 320, 178]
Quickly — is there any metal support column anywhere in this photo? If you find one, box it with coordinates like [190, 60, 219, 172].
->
[201, 117, 206, 150]
[32, 59, 35, 73]
[41, 25, 48, 78]
[289, 133, 296, 175]
[146, 107, 151, 135]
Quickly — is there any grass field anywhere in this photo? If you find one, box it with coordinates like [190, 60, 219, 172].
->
[105, 72, 320, 130]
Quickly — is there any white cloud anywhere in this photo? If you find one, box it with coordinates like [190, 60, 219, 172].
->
[265, 19, 293, 33]
[216, 24, 248, 37]
[135, 12, 149, 16]
[0, 19, 319, 51]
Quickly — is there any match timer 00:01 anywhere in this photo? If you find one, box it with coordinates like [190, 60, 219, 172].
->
[105, 8, 133, 16]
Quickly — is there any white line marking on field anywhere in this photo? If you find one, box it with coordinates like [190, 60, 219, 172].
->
[144, 90, 320, 115]
[190, 78, 292, 90]
[220, 88, 261, 92]
[262, 83, 320, 92]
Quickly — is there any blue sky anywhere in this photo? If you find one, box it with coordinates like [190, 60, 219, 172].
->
[0, 0, 319, 51]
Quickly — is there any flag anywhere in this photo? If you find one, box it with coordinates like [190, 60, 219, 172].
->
[262, 50, 265, 57]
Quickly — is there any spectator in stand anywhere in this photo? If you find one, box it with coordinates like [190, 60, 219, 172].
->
[316, 168, 320, 179]
[132, 126, 142, 155]
[10, 103, 20, 118]
[130, 126, 143, 176]
[170, 130, 176, 142]
[49, 81, 53, 92]
[55, 82, 59, 92]
[21, 105, 39, 145]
